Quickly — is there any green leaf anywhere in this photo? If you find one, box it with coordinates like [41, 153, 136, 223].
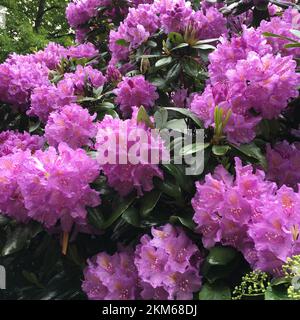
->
[97, 109, 119, 120]
[262, 32, 298, 43]
[265, 286, 289, 300]
[271, 277, 290, 286]
[150, 77, 166, 89]
[212, 145, 231, 156]
[101, 194, 136, 229]
[192, 44, 216, 50]
[122, 207, 140, 227]
[193, 38, 219, 45]
[198, 282, 231, 300]
[165, 107, 203, 128]
[29, 120, 41, 133]
[105, 109, 119, 118]
[140, 190, 162, 217]
[162, 163, 194, 193]
[0, 215, 10, 227]
[141, 54, 162, 59]
[183, 58, 203, 78]
[115, 39, 129, 47]
[168, 32, 184, 44]
[77, 96, 99, 103]
[93, 86, 103, 97]
[154, 108, 168, 129]
[87, 207, 105, 230]
[22, 271, 44, 289]
[165, 119, 187, 132]
[137, 106, 154, 128]
[284, 43, 300, 48]
[96, 102, 115, 110]
[180, 143, 210, 156]
[207, 246, 237, 266]
[155, 56, 172, 68]
[165, 63, 181, 82]
[2, 226, 31, 256]
[231, 142, 267, 169]
[147, 40, 157, 48]
[171, 43, 189, 51]
[170, 212, 196, 230]
[156, 180, 182, 199]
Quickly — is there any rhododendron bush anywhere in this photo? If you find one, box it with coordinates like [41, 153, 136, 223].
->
[0, 0, 300, 300]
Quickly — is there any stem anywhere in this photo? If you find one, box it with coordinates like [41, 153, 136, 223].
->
[62, 232, 69, 255]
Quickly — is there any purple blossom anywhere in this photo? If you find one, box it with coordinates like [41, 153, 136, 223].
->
[0, 131, 44, 157]
[0, 60, 49, 109]
[171, 88, 188, 108]
[28, 65, 104, 122]
[135, 224, 203, 300]
[82, 249, 140, 300]
[225, 51, 299, 119]
[187, 7, 227, 41]
[266, 141, 300, 191]
[0, 151, 32, 222]
[66, 0, 107, 28]
[25, 43, 67, 70]
[190, 27, 300, 144]
[63, 65, 106, 93]
[106, 62, 122, 83]
[95, 109, 166, 196]
[109, 25, 131, 63]
[109, 4, 159, 60]
[45, 104, 97, 149]
[258, 7, 300, 58]
[160, 0, 192, 33]
[192, 158, 276, 258]
[248, 186, 300, 275]
[208, 27, 272, 84]
[114, 75, 158, 117]
[28, 83, 76, 122]
[67, 43, 99, 60]
[17, 143, 100, 231]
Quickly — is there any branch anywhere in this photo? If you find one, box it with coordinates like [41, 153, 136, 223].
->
[34, 0, 46, 32]
[43, 5, 61, 14]
[47, 32, 75, 39]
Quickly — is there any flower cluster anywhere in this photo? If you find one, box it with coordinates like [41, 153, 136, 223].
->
[0, 143, 100, 231]
[192, 157, 300, 275]
[109, 0, 227, 64]
[258, 7, 300, 58]
[63, 65, 106, 93]
[66, 0, 155, 43]
[82, 224, 203, 300]
[266, 141, 300, 191]
[66, 0, 108, 29]
[114, 75, 158, 116]
[248, 185, 300, 274]
[0, 151, 32, 222]
[135, 224, 203, 300]
[0, 59, 49, 109]
[159, 0, 192, 34]
[45, 104, 97, 149]
[28, 83, 76, 122]
[109, 3, 159, 63]
[190, 27, 300, 144]
[0, 131, 44, 157]
[82, 249, 139, 300]
[0, 43, 99, 109]
[95, 108, 166, 196]
[28, 64, 105, 122]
